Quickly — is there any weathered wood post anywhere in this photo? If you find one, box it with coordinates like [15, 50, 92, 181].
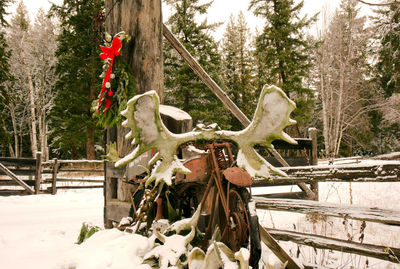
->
[105, 0, 164, 99]
[35, 152, 42, 194]
[308, 127, 318, 200]
[52, 158, 59, 195]
[103, 0, 164, 228]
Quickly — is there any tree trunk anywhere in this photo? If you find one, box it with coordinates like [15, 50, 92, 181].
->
[21, 38, 38, 157]
[10, 104, 18, 158]
[105, 0, 164, 101]
[104, 0, 164, 157]
[86, 127, 95, 160]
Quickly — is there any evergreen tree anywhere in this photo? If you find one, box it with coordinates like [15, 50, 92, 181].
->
[374, 2, 400, 97]
[51, 0, 103, 159]
[0, 0, 12, 156]
[249, 0, 316, 132]
[164, 0, 231, 129]
[220, 12, 256, 130]
[371, 2, 400, 154]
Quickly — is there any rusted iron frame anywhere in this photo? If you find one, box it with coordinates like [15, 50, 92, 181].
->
[207, 144, 230, 220]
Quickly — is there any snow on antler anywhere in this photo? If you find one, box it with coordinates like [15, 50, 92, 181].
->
[218, 85, 297, 178]
[113, 91, 196, 186]
[111, 85, 296, 185]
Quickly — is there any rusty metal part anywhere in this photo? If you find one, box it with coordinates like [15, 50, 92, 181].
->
[223, 167, 252, 187]
[177, 154, 209, 183]
[202, 181, 218, 250]
[208, 144, 230, 220]
[155, 198, 163, 221]
[222, 189, 250, 252]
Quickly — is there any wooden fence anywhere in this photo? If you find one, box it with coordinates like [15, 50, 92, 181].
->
[0, 153, 104, 196]
[253, 163, 400, 268]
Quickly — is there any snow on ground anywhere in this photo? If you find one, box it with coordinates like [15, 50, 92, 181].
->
[0, 189, 104, 269]
[0, 159, 399, 268]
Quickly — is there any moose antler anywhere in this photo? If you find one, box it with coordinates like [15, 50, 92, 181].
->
[111, 85, 296, 185]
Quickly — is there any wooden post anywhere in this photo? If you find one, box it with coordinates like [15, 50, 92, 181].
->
[52, 158, 58, 195]
[105, 0, 164, 100]
[308, 128, 318, 200]
[308, 128, 318, 165]
[35, 152, 42, 194]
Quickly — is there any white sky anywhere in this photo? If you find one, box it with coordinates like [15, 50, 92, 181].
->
[6, 0, 372, 40]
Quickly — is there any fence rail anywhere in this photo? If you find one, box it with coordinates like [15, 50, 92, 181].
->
[0, 155, 104, 196]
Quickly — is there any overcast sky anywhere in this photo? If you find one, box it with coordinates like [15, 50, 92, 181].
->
[6, 0, 371, 40]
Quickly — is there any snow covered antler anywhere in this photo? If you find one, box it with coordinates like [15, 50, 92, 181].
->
[220, 85, 297, 178]
[114, 91, 199, 186]
[112, 85, 296, 185]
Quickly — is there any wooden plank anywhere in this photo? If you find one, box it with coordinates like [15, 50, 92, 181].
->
[268, 228, 400, 263]
[0, 157, 36, 166]
[0, 163, 35, 194]
[265, 157, 310, 167]
[44, 159, 104, 164]
[57, 185, 103, 189]
[54, 169, 104, 173]
[0, 180, 35, 186]
[252, 163, 400, 187]
[254, 197, 400, 226]
[44, 179, 105, 183]
[106, 166, 125, 178]
[0, 169, 35, 176]
[253, 191, 307, 200]
[105, 200, 132, 223]
[258, 224, 304, 269]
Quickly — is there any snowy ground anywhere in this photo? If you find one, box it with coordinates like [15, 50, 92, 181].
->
[0, 189, 104, 269]
[0, 159, 400, 268]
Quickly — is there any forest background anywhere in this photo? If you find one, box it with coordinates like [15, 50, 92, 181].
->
[0, 0, 399, 161]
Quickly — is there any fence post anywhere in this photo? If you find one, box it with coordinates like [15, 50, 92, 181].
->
[308, 128, 318, 201]
[52, 158, 58, 195]
[35, 152, 42, 194]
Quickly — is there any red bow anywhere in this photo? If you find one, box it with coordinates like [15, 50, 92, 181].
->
[97, 36, 122, 113]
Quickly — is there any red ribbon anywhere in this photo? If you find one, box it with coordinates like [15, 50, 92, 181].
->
[97, 36, 122, 113]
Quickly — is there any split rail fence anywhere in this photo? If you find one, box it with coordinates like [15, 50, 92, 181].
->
[0, 153, 104, 196]
[253, 163, 400, 268]
[1, 153, 399, 267]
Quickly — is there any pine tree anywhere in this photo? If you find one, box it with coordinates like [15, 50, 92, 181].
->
[371, 2, 400, 154]
[0, 0, 12, 156]
[51, 0, 103, 159]
[164, 0, 231, 129]
[374, 2, 400, 97]
[220, 12, 256, 130]
[249, 0, 316, 132]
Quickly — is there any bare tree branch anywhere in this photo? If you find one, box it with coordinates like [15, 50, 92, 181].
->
[356, 0, 398, 6]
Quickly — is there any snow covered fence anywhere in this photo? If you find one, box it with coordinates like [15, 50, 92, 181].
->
[253, 161, 400, 266]
[0, 152, 42, 195]
[0, 156, 104, 195]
